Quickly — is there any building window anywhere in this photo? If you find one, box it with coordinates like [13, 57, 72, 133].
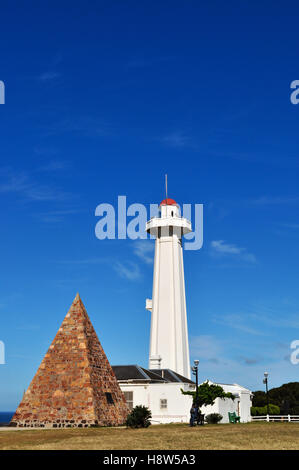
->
[124, 391, 134, 410]
[105, 392, 114, 404]
[160, 399, 167, 410]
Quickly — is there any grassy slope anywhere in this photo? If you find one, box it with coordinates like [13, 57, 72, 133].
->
[0, 423, 299, 450]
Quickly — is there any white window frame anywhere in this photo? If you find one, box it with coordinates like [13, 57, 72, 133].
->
[124, 391, 134, 410]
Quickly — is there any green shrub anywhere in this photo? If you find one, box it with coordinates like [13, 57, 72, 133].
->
[205, 413, 223, 424]
[251, 404, 280, 416]
[125, 405, 152, 428]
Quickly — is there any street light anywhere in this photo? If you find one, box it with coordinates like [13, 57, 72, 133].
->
[192, 360, 199, 406]
[263, 371, 270, 416]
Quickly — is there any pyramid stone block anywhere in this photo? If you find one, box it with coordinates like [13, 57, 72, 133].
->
[11, 294, 129, 427]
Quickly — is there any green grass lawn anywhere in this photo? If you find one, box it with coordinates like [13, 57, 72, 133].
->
[0, 422, 299, 450]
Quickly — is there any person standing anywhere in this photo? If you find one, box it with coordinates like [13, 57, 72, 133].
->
[189, 404, 196, 427]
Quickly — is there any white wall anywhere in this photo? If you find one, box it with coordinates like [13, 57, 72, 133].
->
[201, 393, 252, 423]
[120, 382, 252, 424]
[120, 382, 193, 424]
[239, 392, 252, 422]
[201, 397, 237, 423]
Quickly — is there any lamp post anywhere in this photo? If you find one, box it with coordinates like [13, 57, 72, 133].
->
[192, 360, 199, 406]
[263, 371, 270, 416]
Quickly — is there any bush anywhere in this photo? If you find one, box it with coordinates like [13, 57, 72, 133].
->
[205, 413, 223, 424]
[251, 404, 280, 416]
[125, 406, 152, 428]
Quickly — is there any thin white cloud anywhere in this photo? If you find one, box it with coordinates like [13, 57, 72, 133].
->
[160, 131, 189, 148]
[190, 335, 224, 361]
[213, 313, 264, 336]
[0, 168, 71, 202]
[34, 146, 60, 157]
[37, 209, 80, 223]
[45, 116, 111, 137]
[56, 256, 142, 281]
[113, 261, 141, 281]
[38, 71, 61, 81]
[16, 325, 40, 331]
[249, 311, 299, 329]
[50, 278, 88, 288]
[251, 196, 299, 205]
[213, 303, 299, 337]
[57, 257, 107, 265]
[211, 240, 243, 255]
[210, 240, 257, 263]
[281, 223, 299, 229]
[37, 160, 69, 172]
[126, 55, 174, 68]
[37, 55, 63, 82]
[133, 241, 154, 264]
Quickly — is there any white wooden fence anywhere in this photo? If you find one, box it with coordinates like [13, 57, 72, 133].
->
[252, 415, 299, 422]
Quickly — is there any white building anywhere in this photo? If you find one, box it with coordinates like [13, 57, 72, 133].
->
[201, 381, 253, 423]
[112, 195, 252, 424]
[112, 365, 195, 424]
[112, 366, 252, 424]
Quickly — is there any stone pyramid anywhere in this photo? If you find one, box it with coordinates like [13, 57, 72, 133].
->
[11, 294, 129, 427]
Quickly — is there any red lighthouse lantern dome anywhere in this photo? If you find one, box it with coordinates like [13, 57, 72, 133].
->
[159, 198, 178, 206]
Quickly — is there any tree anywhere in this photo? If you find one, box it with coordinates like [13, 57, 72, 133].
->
[252, 382, 299, 415]
[251, 390, 267, 407]
[181, 381, 235, 411]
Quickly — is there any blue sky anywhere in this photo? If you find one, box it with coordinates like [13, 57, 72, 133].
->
[0, 1, 299, 410]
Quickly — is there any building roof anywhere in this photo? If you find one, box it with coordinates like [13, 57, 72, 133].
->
[149, 369, 195, 385]
[112, 365, 166, 383]
[205, 380, 252, 394]
[159, 198, 177, 206]
[112, 365, 195, 385]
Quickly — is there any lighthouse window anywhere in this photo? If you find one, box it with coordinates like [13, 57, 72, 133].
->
[171, 211, 174, 216]
[160, 399, 167, 409]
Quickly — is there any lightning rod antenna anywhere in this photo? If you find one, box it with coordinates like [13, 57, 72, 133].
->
[165, 174, 168, 201]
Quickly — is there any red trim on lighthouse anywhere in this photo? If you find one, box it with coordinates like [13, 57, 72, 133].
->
[160, 198, 177, 206]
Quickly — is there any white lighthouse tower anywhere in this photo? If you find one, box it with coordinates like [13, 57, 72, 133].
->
[146, 196, 192, 379]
